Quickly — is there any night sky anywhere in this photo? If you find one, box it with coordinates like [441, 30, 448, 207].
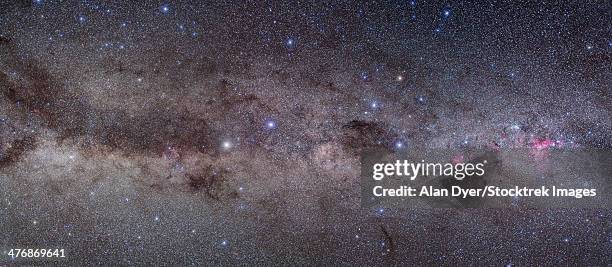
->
[0, 0, 610, 265]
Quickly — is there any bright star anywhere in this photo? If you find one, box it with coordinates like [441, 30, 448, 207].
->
[394, 141, 404, 149]
[265, 119, 277, 129]
[222, 141, 232, 150]
[160, 5, 170, 13]
[285, 37, 296, 48]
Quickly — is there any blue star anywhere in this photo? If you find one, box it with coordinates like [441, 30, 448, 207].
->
[78, 15, 87, 23]
[370, 101, 379, 109]
[285, 37, 296, 48]
[416, 95, 427, 104]
[264, 119, 277, 129]
[443, 9, 451, 17]
[160, 4, 170, 14]
[360, 71, 369, 81]
[394, 140, 405, 149]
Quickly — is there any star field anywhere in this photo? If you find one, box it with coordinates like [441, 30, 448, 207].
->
[0, 0, 610, 265]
